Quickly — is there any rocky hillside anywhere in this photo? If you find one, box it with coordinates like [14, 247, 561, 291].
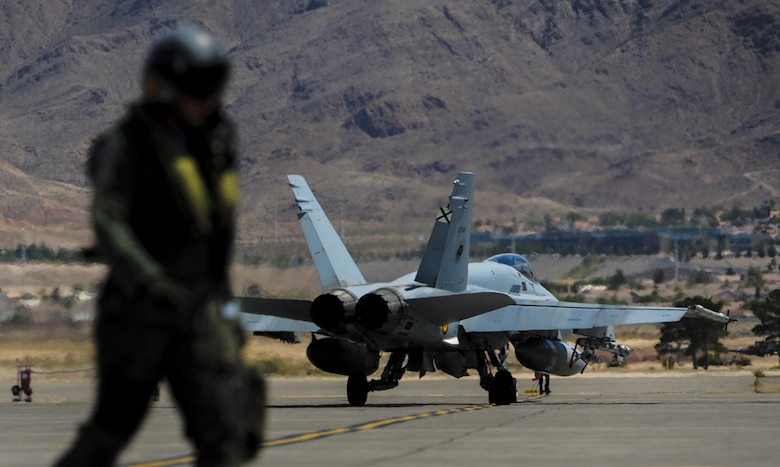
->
[1, 0, 779, 247]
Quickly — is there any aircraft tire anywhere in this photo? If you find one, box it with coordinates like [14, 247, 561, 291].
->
[347, 371, 369, 406]
[490, 369, 517, 405]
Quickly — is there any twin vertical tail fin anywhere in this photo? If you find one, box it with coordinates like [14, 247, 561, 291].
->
[287, 175, 367, 290]
[288, 172, 474, 293]
[414, 172, 474, 292]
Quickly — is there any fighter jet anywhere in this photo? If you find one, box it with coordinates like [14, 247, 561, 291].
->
[239, 172, 731, 406]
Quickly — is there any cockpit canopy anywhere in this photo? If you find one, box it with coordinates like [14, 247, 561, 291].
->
[485, 253, 534, 279]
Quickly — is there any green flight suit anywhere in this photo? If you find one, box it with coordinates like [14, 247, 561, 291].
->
[55, 102, 260, 467]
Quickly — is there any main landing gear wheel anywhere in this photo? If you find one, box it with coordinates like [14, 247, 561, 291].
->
[488, 369, 517, 406]
[347, 371, 369, 406]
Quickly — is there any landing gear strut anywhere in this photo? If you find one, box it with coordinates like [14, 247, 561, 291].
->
[346, 351, 407, 406]
[477, 348, 517, 405]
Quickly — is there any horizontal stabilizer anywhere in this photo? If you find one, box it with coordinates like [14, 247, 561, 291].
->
[407, 292, 515, 326]
[238, 297, 319, 333]
[241, 314, 320, 334]
[461, 301, 731, 333]
[238, 297, 313, 322]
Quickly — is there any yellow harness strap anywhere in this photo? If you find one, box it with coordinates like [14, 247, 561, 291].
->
[171, 155, 211, 234]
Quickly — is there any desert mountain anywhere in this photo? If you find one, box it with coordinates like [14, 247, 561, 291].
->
[1, 0, 779, 248]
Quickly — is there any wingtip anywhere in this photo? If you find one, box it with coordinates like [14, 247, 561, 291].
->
[287, 174, 305, 187]
[453, 172, 475, 186]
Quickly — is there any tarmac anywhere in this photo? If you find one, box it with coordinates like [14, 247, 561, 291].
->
[1, 371, 778, 467]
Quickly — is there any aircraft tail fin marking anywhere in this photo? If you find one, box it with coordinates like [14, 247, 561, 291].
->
[415, 172, 474, 292]
[288, 175, 367, 290]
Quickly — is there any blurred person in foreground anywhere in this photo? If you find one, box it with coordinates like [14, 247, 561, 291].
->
[54, 25, 264, 467]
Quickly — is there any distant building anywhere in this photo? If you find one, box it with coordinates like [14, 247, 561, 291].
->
[473, 227, 775, 257]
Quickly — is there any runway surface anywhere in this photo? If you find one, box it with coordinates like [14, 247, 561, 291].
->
[1, 371, 778, 466]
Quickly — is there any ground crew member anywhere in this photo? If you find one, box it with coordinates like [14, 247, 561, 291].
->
[54, 26, 263, 467]
[12, 360, 33, 402]
[534, 371, 550, 394]
[19, 365, 33, 402]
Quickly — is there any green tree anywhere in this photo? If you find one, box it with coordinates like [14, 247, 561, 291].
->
[599, 211, 624, 227]
[721, 206, 749, 227]
[565, 212, 584, 224]
[625, 212, 658, 229]
[656, 296, 729, 369]
[757, 240, 766, 258]
[653, 268, 665, 285]
[749, 289, 780, 364]
[745, 266, 764, 298]
[687, 270, 713, 286]
[607, 269, 627, 290]
[693, 207, 719, 227]
[660, 208, 686, 226]
[51, 286, 62, 304]
[244, 282, 264, 297]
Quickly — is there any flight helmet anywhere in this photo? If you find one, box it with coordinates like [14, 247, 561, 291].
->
[143, 25, 230, 102]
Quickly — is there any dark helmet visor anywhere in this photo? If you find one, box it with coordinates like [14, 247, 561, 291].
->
[177, 64, 229, 98]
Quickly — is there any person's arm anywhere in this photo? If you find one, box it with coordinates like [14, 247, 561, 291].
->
[91, 130, 165, 297]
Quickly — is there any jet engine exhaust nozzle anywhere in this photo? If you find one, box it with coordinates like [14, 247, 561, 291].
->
[355, 288, 407, 333]
[310, 289, 358, 332]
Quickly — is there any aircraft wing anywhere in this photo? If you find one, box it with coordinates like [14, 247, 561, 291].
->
[460, 300, 731, 333]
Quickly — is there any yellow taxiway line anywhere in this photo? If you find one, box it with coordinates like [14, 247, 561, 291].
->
[122, 395, 544, 467]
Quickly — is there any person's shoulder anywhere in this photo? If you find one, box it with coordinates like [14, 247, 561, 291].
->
[93, 104, 145, 148]
[87, 105, 146, 180]
[87, 129, 118, 181]
[88, 122, 132, 176]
